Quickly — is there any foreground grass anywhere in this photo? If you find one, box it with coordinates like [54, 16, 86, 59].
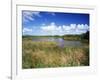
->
[22, 39, 89, 69]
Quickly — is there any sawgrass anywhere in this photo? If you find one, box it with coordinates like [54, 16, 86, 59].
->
[22, 39, 89, 69]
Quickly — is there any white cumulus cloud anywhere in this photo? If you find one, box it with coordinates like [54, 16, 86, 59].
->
[41, 22, 58, 32]
[23, 28, 32, 33]
[40, 22, 89, 35]
[77, 24, 89, 30]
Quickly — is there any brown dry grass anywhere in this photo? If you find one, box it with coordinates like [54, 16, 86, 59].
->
[22, 39, 89, 68]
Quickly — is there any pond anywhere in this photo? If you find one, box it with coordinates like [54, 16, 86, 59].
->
[32, 37, 83, 47]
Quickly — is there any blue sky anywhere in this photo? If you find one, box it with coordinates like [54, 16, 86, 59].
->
[22, 10, 89, 36]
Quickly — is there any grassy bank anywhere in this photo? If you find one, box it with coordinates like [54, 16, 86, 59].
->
[22, 38, 89, 68]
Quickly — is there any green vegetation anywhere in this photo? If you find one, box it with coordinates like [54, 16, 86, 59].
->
[63, 31, 89, 41]
[23, 31, 89, 41]
[63, 35, 81, 40]
[22, 37, 89, 68]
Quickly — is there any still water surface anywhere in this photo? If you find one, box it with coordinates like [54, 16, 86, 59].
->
[32, 37, 83, 47]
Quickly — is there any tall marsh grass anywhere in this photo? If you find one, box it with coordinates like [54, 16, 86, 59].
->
[22, 38, 89, 68]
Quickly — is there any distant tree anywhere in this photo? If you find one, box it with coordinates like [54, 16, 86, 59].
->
[81, 31, 89, 41]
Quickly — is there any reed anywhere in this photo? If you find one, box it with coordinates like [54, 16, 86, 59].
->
[22, 39, 89, 68]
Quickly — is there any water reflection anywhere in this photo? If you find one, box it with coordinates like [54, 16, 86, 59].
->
[32, 37, 82, 47]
